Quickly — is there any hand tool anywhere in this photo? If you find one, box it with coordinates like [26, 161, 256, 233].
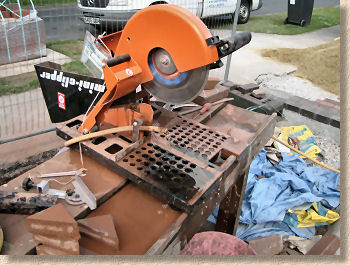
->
[181, 98, 234, 117]
[37, 168, 88, 178]
[170, 104, 199, 111]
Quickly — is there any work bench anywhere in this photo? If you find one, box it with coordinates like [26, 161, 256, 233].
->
[0, 103, 276, 255]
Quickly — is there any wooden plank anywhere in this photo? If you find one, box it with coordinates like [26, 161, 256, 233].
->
[0, 149, 127, 255]
[215, 171, 248, 234]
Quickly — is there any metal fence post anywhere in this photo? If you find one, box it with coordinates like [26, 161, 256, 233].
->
[224, 0, 241, 81]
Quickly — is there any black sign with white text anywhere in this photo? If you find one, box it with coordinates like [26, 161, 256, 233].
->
[35, 61, 105, 123]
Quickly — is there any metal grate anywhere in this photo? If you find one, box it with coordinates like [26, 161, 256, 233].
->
[155, 118, 228, 161]
[119, 141, 214, 202]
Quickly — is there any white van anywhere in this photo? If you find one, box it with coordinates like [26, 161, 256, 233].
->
[78, 0, 263, 29]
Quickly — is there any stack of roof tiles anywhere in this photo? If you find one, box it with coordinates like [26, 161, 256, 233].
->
[27, 203, 120, 255]
[26, 203, 80, 255]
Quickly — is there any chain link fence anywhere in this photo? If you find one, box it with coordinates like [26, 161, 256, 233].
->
[0, 0, 242, 142]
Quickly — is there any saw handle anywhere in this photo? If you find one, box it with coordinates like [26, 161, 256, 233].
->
[105, 53, 131, 67]
[218, 31, 252, 58]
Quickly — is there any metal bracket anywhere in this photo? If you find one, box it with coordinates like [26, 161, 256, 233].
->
[72, 175, 97, 210]
[132, 118, 143, 143]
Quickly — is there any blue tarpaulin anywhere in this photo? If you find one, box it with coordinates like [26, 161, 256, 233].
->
[208, 149, 340, 241]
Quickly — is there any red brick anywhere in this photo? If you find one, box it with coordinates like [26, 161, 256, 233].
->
[248, 234, 283, 255]
[306, 234, 340, 255]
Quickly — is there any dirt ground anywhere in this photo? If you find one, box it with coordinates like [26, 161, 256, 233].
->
[259, 39, 340, 96]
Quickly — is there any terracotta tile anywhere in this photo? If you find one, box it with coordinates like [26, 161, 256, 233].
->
[36, 244, 72, 255]
[33, 234, 79, 254]
[78, 214, 119, 250]
[27, 203, 80, 239]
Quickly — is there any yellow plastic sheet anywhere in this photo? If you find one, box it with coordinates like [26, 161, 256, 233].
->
[279, 125, 322, 158]
[284, 202, 340, 228]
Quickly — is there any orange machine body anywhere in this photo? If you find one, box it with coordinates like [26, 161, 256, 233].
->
[100, 4, 219, 83]
[78, 4, 219, 133]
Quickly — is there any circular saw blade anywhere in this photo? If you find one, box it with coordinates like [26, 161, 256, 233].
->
[142, 49, 209, 104]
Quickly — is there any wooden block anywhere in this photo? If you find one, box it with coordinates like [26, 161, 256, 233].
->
[27, 203, 80, 239]
[78, 214, 119, 250]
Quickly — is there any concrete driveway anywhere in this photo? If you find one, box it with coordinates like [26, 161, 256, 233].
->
[210, 25, 340, 101]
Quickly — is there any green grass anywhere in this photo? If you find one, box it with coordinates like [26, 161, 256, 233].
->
[0, 72, 39, 96]
[47, 39, 85, 60]
[221, 6, 340, 35]
[0, 39, 91, 97]
[47, 39, 91, 75]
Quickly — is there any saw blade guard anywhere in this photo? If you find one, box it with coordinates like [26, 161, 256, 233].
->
[101, 4, 219, 85]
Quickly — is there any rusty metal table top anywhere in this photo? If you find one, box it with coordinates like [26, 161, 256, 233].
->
[0, 104, 276, 255]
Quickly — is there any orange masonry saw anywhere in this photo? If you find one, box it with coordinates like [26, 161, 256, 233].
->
[38, 4, 251, 137]
[36, 4, 252, 212]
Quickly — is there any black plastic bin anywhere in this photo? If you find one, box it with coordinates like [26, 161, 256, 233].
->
[284, 0, 314, 27]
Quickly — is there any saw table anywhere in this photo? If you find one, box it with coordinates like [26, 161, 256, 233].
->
[0, 103, 276, 255]
[1, 4, 275, 255]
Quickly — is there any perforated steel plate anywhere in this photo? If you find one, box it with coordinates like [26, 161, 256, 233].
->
[118, 142, 214, 207]
[56, 105, 237, 213]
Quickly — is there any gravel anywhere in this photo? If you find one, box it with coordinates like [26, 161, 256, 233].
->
[256, 73, 339, 102]
[276, 110, 340, 171]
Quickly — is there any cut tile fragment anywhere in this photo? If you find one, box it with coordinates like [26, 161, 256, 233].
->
[79, 233, 118, 255]
[78, 214, 119, 250]
[33, 234, 79, 254]
[36, 244, 72, 255]
[26, 203, 80, 239]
